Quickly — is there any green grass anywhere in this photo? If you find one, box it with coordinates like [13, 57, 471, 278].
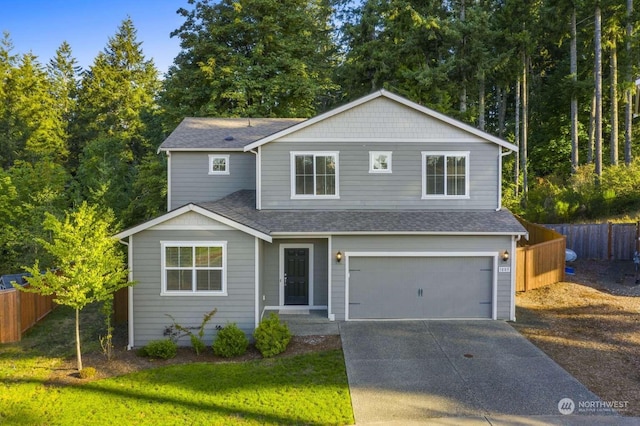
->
[0, 304, 354, 425]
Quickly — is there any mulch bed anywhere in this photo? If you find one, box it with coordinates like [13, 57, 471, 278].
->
[46, 335, 341, 386]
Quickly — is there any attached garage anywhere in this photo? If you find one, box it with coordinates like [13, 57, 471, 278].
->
[346, 253, 497, 320]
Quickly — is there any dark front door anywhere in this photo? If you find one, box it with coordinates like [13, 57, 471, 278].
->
[284, 248, 309, 305]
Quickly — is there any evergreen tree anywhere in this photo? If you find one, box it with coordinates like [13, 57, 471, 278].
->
[74, 18, 160, 220]
[161, 0, 337, 125]
[48, 41, 81, 170]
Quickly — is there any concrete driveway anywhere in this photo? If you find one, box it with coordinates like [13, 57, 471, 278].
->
[340, 321, 631, 425]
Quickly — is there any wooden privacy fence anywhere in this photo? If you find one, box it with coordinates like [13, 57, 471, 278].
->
[0, 286, 56, 344]
[516, 218, 566, 292]
[544, 222, 639, 260]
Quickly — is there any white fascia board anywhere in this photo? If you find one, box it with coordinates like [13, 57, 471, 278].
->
[270, 231, 528, 237]
[159, 147, 244, 152]
[114, 204, 272, 242]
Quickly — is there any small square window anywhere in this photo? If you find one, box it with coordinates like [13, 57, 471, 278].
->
[208, 155, 229, 175]
[369, 151, 392, 173]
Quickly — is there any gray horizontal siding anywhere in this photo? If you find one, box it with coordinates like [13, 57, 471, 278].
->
[330, 235, 513, 321]
[170, 152, 255, 209]
[260, 141, 499, 210]
[132, 229, 256, 347]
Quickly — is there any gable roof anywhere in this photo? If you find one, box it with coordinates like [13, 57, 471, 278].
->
[244, 89, 518, 151]
[159, 117, 306, 152]
[114, 203, 272, 242]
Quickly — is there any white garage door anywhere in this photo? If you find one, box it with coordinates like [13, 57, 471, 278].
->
[348, 256, 493, 319]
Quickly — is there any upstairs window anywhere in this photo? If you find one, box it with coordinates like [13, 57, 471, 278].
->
[422, 152, 469, 198]
[291, 152, 339, 198]
[161, 242, 227, 296]
[369, 151, 392, 173]
[208, 155, 229, 175]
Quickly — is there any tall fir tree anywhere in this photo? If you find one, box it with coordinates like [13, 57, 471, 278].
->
[74, 18, 160, 221]
[161, 0, 337, 126]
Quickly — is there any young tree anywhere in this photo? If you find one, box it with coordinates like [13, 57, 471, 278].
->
[18, 202, 132, 371]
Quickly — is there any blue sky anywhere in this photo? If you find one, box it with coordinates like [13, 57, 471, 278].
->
[0, 0, 185, 75]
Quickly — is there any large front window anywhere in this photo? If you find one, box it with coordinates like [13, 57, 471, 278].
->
[422, 152, 469, 198]
[291, 152, 339, 198]
[161, 242, 226, 295]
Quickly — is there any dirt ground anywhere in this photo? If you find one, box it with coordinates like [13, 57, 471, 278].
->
[512, 259, 640, 416]
[47, 334, 341, 386]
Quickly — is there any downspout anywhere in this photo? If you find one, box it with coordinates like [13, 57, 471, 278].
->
[510, 234, 522, 321]
[249, 148, 261, 210]
[118, 237, 135, 350]
[165, 151, 172, 212]
[497, 150, 513, 211]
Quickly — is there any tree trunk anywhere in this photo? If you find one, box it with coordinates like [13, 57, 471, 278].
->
[498, 85, 506, 138]
[589, 91, 596, 163]
[610, 37, 619, 166]
[594, 5, 603, 178]
[515, 76, 521, 196]
[459, 0, 467, 114]
[624, 0, 633, 165]
[570, 8, 579, 172]
[76, 308, 83, 371]
[522, 52, 529, 197]
[478, 73, 485, 130]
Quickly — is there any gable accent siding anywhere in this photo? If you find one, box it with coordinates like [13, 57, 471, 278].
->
[149, 211, 235, 231]
[279, 97, 479, 142]
[260, 140, 499, 210]
[169, 151, 255, 210]
[131, 229, 256, 347]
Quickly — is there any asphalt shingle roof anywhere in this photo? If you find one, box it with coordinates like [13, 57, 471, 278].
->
[197, 190, 527, 235]
[159, 117, 306, 150]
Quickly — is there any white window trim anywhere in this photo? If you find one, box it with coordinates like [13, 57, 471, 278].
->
[421, 151, 470, 199]
[208, 154, 230, 175]
[160, 241, 228, 296]
[290, 151, 340, 199]
[369, 151, 392, 173]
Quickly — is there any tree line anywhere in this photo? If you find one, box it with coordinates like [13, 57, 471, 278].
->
[1, 0, 640, 274]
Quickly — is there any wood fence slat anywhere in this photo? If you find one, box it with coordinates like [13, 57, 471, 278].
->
[0, 285, 56, 343]
[516, 217, 566, 292]
[546, 222, 638, 260]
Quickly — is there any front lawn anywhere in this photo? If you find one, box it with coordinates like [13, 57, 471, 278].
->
[0, 305, 354, 425]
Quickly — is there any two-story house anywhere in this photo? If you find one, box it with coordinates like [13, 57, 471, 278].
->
[115, 90, 528, 348]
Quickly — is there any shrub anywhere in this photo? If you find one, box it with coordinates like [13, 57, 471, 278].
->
[165, 308, 217, 355]
[212, 323, 249, 358]
[253, 313, 291, 358]
[142, 339, 178, 359]
[79, 367, 97, 379]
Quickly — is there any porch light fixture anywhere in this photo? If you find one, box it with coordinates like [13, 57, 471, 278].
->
[336, 251, 343, 263]
[502, 250, 510, 262]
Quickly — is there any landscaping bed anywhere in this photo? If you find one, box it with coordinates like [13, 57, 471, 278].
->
[512, 259, 640, 416]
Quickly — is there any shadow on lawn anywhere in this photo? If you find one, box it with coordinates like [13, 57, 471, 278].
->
[5, 372, 348, 425]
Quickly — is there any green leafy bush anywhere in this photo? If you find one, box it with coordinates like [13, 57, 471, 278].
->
[141, 339, 178, 359]
[253, 313, 291, 358]
[79, 367, 97, 379]
[212, 323, 249, 358]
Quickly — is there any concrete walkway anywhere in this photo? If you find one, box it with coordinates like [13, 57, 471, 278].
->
[340, 321, 635, 425]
